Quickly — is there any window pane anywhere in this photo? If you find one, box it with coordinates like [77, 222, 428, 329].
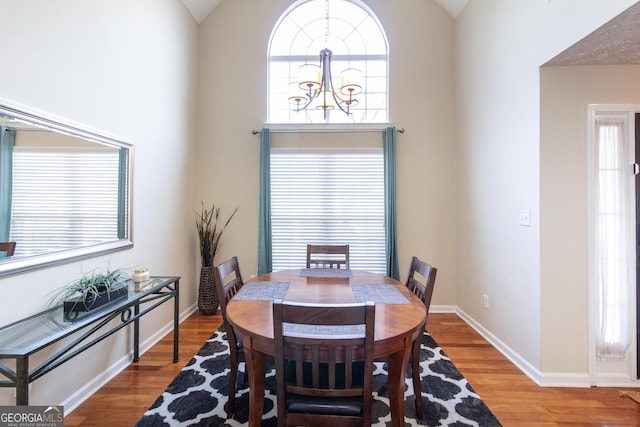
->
[271, 149, 385, 273]
[271, 18, 299, 55]
[364, 76, 387, 93]
[288, 1, 325, 25]
[365, 60, 387, 76]
[329, 19, 355, 41]
[332, 0, 368, 23]
[356, 18, 386, 53]
[268, 0, 388, 124]
[343, 31, 366, 54]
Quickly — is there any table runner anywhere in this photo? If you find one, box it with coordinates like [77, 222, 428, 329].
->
[233, 281, 290, 301]
[351, 283, 410, 304]
[298, 268, 353, 278]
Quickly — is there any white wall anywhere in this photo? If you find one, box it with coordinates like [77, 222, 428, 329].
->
[0, 0, 199, 408]
[456, 0, 638, 381]
[196, 0, 459, 309]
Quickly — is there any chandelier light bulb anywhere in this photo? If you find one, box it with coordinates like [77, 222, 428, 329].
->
[339, 68, 362, 97]
[298, 64, 322, 94]
[288, 82, 309, 107]
[314, 89, 335, 110]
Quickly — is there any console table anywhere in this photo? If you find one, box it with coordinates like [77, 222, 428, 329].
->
[0, 276, 180, 405]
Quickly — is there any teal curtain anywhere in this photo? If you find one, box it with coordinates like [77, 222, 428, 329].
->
[0, 126, 15, 242]
[384, 126, 400, 280]
[257, 128, 272, 275]
[117, 147, 127, 239]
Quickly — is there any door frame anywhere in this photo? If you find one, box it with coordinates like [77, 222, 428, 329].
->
[586, 104, 640, 386]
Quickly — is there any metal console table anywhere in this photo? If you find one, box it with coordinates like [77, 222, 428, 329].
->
[0, 276, 180, 405]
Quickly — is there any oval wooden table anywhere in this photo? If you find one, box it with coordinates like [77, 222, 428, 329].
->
[226, 269, 427, 427]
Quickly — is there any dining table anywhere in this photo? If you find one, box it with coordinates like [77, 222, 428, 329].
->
[225, 268, 427, 427]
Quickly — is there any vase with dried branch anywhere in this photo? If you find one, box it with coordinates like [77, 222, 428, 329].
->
[195, 202, 238, 315]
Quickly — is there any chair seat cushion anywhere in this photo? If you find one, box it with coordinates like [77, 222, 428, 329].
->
[287, 395, 363, 416]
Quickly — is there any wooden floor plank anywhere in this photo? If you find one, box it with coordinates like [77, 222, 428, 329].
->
[427, 314, 640, 426]
[63, 312, 640, 426]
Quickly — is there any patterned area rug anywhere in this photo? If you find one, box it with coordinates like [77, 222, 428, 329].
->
[135, 327, 502, 427]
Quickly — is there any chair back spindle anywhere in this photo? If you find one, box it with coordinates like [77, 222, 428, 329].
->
[273, 299, 375, 427]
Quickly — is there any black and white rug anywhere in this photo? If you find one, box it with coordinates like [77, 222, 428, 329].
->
[136, 327, 502, 427]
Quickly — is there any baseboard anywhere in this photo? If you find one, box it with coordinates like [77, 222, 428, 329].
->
[455, 308, 543, 385]
[538, 372, 591, 387]
[455, 309, 592, 388]
[587, 373, 640, 388]
[63, 303, 198, 413]
[429, 304, 457, 313]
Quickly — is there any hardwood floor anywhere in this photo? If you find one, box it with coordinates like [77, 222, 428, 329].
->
[64, 312, 640, 426]
[428, 315, 640, 426]
[63, 312, 224, 427]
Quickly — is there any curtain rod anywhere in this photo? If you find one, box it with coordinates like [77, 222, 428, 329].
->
[250, 127, 405, 134]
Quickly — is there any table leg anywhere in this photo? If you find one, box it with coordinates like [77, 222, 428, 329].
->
[387, 337, 412, 427]
[15, 357, 28, 405]
[133, 303, 140, 362]
[243, 337, 266, 427]
[173, 280, 179, 362]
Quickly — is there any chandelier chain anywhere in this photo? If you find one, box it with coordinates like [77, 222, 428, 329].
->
[287, 0, 362, 119]
[324, 0, 329, 46]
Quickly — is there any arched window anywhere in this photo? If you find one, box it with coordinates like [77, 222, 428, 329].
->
[268, 0, 388, 124]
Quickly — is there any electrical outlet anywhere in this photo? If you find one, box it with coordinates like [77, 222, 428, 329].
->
[519, 210, 530, 226]
[483, 294, 489, 309]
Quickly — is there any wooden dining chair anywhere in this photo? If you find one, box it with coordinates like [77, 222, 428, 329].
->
[306, 244, 350, 269]
[272, 299, 375, 427]
[0, 242, 16, 257]
[213, 256, 246, 418]
[405, 256, 438, 419]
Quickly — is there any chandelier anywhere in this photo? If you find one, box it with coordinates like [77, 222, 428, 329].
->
[287, 1, 362, 118]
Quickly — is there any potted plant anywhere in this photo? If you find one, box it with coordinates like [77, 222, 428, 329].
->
[194, 201, 238, 315]
[50, 268, 130, 321]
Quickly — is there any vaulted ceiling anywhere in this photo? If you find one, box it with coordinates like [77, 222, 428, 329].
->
[180, 0, 640, 67]
[181, 0, 470, 23]
[182, 0, 222, 24]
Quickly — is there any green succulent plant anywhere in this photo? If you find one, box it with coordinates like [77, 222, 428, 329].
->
[50, 268, 130, 309]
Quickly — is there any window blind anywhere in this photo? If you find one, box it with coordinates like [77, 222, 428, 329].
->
[271, 148, 386, 273]
[10, 147, 120, 256]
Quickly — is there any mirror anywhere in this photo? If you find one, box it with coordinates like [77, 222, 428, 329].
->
[0, 98, 133, 277]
